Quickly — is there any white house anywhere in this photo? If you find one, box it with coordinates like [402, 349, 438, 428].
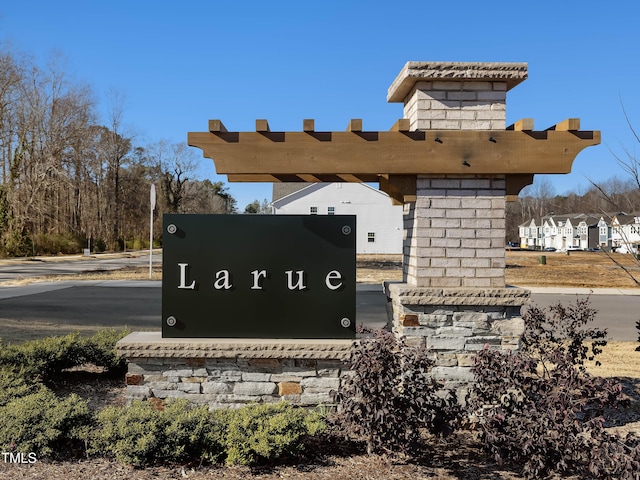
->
[611, 213, 640, 254]
[520, 214, 606, 251]
[271, 183, 403, 254]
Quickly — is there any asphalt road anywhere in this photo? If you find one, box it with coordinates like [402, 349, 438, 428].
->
[0, 281, 388, 333]
[0, 251, 160, 282]
[0, 254, 638, 341]
[0, 280, 638, 341]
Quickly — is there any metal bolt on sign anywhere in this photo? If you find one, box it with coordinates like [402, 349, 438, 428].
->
[167, 224, 177, 234]
[166, 316, 177, 327]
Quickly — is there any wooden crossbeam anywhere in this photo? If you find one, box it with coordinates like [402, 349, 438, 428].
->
[303, 119, 315, 132]
[337, 174, 365, 183]
[297, 174, 322, 182]
[553, 118, 580, 131]
[390, 119, 410, 132]
[347, 119, 362, 132]
[507, 118, 534, 131]
[256, 119, 270, 132]
[208, 119, 227, 133]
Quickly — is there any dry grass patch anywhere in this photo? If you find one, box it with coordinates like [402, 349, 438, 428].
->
[506, 250, 640, 288]
[586, 341, 640, 378]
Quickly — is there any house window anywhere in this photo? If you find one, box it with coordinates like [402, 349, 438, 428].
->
[367, 232, 375, 243]
[310, 206, 317, 215]
[328, 206, 335, 215]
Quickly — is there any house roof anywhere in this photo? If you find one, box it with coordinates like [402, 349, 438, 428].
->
[612, 213, 640, 225]
[271, 182, 392, 208]
[520, 213, 606, 229]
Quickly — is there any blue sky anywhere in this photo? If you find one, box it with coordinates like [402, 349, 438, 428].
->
[1, 1, 639, 209]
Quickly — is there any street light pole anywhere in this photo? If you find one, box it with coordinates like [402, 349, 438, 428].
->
[150, 184, 156, 279]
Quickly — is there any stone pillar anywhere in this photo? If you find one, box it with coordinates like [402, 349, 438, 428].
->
[385, 62, 531, 394]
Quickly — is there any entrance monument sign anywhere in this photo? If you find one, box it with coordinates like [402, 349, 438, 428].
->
[162, 214, 356, 339]
[118, 61, 601, 406]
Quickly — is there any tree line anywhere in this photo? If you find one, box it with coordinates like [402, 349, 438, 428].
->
[0, 45, 236, 257]
[2, 43, 639, 257]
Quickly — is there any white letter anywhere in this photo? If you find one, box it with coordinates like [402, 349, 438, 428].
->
[285, 270, 306, 290]
[251, 270, 267, 290]
[213, 270, 232, 290]
[177, 263, 196, 290]
[325, 270, 343, 290]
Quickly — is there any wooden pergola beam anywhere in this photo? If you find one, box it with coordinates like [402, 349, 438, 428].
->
[189, 119, 600, 177]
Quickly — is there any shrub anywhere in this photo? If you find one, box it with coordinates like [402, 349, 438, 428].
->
[0, 329, 129, 380]
[521, 297, 608, 371]
[332, 328, 460, 455]
[224, 402, 325, 466]
[0, 333, 85, 379]
[80, 328, 129, 373]
[0, 388, 92, 458]
[468, 298, 638, 479]
[0, 230, 33, 257]
[91, 399, 226, 467]
[33, 232, 83, 255]
[91, 400, 163, 466]
[161, 401, 227, 465]
[0, 366, 40, 406]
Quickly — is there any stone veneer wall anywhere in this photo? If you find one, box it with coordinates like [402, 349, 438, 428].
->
[117, 333, 352, 408]
[385, 282, 530, 397]
[403, 175, 507, 288]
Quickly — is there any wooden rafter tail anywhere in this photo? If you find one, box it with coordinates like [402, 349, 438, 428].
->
[297, 174, 322, 182]
[554, 118, 580, 131]
[546, 118, 580, 131]
[507, 118, 534, 131]
[337, 174, 365, 183]
[303, 119, 315, 132]
[390, 119, 410, 132]
[256, 119, 270, 132]
[347, 119, 362, 132]
[208, 119, 227, 133]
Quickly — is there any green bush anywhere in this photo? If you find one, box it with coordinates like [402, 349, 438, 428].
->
[0, 366, 40, 406]
[0, 329, 129, 380]
[92, 401, 324, 467]
[93, 238, 107, 253]
[0, 388, 92, 458]
[224, 402, 325, 466]
[0, 229, 33, 257]
[0, 333, 85, 379]
[80, 328, 130, 372]
[162, 401, 227, 464]
[33, 232, 83, 255]
[91, 399, 226, 467]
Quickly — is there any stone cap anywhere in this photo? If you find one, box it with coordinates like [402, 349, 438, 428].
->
[117, 332, 355, 361]
[384, 282, 531, 307]
[388, 61, 528, 103]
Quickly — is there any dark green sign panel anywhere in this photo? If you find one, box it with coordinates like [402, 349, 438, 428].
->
[162, 214, 356, 339]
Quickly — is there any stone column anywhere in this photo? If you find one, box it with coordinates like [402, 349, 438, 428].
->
[384, 62, 531, 395]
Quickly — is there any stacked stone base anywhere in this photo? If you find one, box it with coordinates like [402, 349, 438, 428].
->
[116, 332, 353, 409]
[385, 282, 530, 397]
